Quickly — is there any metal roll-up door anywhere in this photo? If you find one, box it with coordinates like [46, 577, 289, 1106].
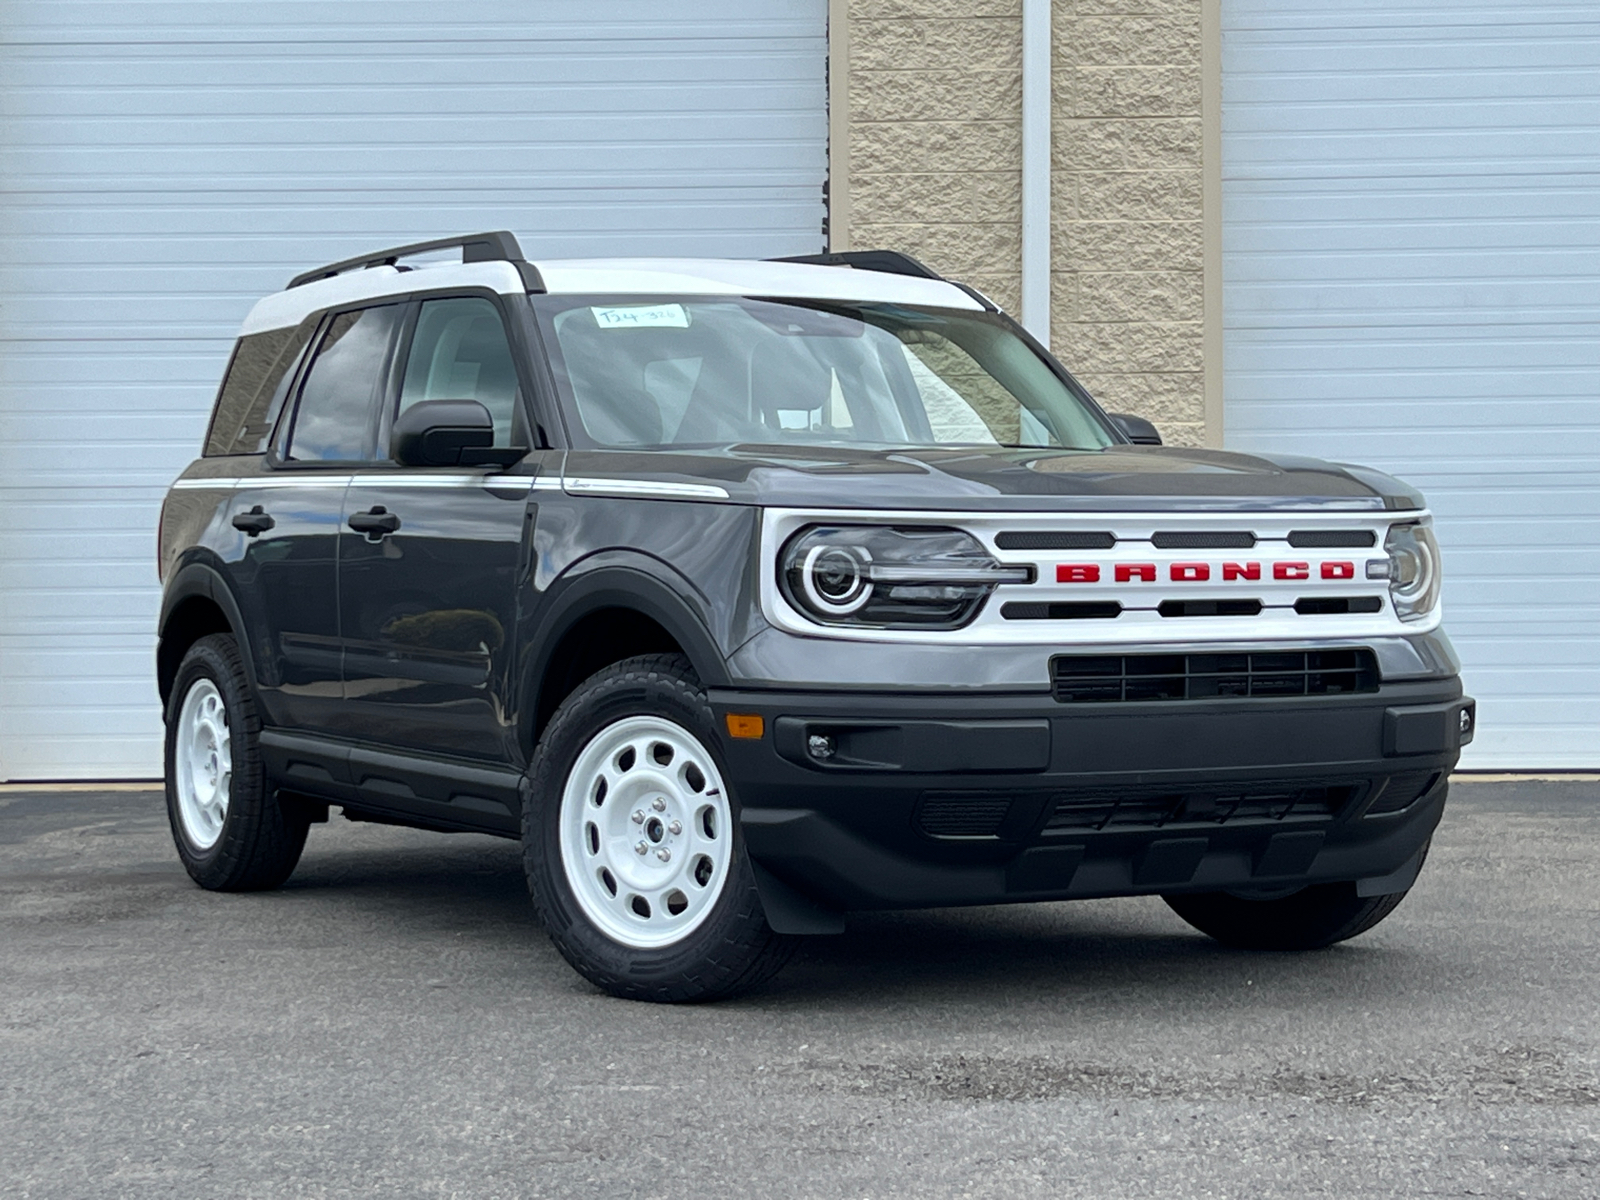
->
[0, 1, 827, 780]
[1223, 1, 1600, 768]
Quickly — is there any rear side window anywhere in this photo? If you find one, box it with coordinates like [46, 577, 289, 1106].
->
[204, 318, 316, 456]
[285, 305, 401, 462]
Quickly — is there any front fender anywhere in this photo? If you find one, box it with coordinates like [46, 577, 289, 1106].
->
[522, 553, 734, 741]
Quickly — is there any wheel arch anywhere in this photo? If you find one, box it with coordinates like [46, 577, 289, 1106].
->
[157, 562, 255, 707]
[523, 562, 732, 752]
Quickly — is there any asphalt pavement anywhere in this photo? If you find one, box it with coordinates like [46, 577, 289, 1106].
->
[2, 780, 1596, 1199]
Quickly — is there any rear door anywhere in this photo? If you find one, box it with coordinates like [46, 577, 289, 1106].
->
[337, 294, 544, 767]
[239, 303, 401, 735]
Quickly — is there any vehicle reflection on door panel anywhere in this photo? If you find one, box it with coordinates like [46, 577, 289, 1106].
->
[244, 488, 345, 726]
[337, 481, 526, 758]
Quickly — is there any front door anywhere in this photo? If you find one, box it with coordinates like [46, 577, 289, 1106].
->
[337, 295, 543, 762]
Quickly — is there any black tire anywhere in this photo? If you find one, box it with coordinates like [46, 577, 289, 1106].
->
[164, 633, 309, 891]
[1163, 875, 1417, 951]
[522, 653, 794, 1002]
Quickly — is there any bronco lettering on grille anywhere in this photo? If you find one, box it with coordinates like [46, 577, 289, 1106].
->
[1056, 560, 1359, 583]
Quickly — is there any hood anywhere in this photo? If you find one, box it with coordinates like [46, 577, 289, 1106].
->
[558, 444, 1424, 512]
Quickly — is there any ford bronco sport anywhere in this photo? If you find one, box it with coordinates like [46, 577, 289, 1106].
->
[157, 232, 1473, 1001]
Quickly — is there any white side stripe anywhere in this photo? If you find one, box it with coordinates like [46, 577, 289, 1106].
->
[171, 474, 725, 500]
[348, 474, 537, 490]
[170, 477, 349, 490]
[563, 477, 730, 500]
[171, 474, 544, 492]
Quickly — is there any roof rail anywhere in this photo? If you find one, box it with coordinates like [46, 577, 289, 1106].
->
[770, 249, 998, 312]
[286, 230, 545, 292]
[770, 249, 944, 281]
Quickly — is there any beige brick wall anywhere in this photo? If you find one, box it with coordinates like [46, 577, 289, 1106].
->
[847, 0, 1024, 315]
[843, 0, 1206, 445]
[1053, 0, 1204, 445]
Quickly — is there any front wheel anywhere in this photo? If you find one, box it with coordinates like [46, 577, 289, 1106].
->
[523, 654, 793, 1002]
[1163, 879, 1415, 951]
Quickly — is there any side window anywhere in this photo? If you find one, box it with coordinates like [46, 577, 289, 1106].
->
[285, 305, 401, 462]
[204, 316, 316, 456]
[398, 297, 520, 447]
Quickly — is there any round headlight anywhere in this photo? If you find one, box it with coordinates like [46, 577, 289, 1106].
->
[1384, 521, 1441, 621]
[800, 544, 873, 615]
[778, 524, 1029, 629]
[1390, 543, 1424, 592]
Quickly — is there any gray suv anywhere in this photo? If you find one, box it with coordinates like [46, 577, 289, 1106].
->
[157, 232, 1472, 1001]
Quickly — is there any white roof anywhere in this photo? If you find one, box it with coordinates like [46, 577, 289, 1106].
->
[240, 255, 984, 335]
[537, 258, 982, 310]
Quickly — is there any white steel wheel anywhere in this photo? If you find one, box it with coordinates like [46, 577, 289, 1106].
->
[558, 714, 733, 950]
[173, 677, 231, 850]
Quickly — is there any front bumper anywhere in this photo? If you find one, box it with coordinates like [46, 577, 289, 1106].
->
[710, 678, 1471, 912]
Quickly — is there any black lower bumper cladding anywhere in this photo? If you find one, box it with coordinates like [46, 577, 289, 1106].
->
[713, 679, 1471, 912]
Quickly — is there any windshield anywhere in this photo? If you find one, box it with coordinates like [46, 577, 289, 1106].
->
[529, 296, 1117, 452]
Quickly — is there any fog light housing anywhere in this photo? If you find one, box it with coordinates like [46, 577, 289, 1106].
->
[807, 733, 836, 760]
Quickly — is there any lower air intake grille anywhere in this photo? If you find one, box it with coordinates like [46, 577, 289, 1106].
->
[1051, 649, 1379, 703]
[916, 794, 1014, 838]
[1365, 770, 1442, 816]
[1045, 784, 1357, 833]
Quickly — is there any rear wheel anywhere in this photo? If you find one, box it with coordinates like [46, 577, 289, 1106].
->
[164, 633, 308, 891]
[523, 654, 793, 1002]
[1163, 879, 1415, 951]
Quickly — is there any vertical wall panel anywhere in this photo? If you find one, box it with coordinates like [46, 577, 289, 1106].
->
[0, 0, 827, 780]
[1223, 1, 1600, 767]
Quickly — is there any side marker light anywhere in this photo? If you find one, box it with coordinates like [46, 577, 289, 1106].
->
[724, 713, 765, 740]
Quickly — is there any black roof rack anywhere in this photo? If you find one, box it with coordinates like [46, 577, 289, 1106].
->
[770, 249, 944, 280]
[286, 230, 544, 292]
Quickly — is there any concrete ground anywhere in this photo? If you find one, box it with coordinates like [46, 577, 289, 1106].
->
[1, 780, 1596, 1199]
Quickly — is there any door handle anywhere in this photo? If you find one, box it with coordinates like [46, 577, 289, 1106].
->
[347, 506, 401, 538]
[231, 506, 275, 536]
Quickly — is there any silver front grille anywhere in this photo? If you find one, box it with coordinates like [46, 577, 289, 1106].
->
[759, 507, 1434, 646]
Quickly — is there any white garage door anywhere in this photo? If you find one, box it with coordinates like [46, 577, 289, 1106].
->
[1223, 1, 1600, 769]
[0, 1, 827, 781]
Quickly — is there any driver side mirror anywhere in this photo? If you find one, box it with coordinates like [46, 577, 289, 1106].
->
[392, 399, 527, 467]
[1109, 412, 1163, 446]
